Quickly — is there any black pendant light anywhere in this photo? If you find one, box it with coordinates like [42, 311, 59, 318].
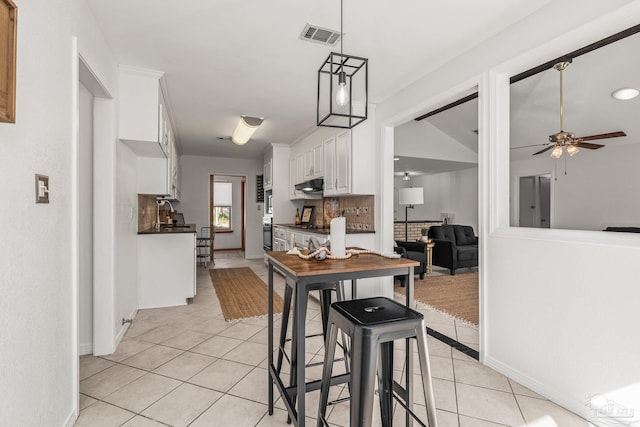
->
[317, 0, 368, 129]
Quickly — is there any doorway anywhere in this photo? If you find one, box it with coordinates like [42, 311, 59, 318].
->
[392, 87, 481, 356]
[210, 175, 246, 259]
[518, 174, 551, 228]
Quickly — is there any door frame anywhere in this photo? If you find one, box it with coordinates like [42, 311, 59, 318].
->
[210, 174, 246, 255]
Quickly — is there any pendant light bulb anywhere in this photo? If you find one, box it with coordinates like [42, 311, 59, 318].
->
[336, 72, 348, 106]
[550, 146, 563, 159]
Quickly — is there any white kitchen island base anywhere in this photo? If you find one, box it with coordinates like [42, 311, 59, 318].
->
[138, 232, 196, 309]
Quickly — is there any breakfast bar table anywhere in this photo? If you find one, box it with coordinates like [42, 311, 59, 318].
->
[266, 250, 421, 427]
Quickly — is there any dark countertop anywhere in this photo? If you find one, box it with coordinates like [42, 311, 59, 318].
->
[394, 220, 442, 224]
[274, 223, 375, 235]
[138, 224, 197, 235]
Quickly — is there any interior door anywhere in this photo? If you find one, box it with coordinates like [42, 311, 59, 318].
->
[519, 174, 551, 228]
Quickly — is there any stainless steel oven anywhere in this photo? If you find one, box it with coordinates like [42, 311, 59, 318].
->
[263, 217, 272, 251]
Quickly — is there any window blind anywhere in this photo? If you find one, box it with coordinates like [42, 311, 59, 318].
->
[214, 182, 233, 206]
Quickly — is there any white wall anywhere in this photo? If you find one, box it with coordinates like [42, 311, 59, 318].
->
[179, 155, 264, 259]
[376, 0, 640, 421]
[395, 119, 478, 163]
[396, 167, 479, 232]
[0, 0, 76, 425]
[510, 143, 640, 230]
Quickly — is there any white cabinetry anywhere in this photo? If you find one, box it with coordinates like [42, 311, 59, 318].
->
[289, 154, 305, 200]
[138, 232, 196, 309]
[302, 143, 323, 180]
[323, 119, 375, 196]
[335, 131, 351, 194]
[264, 156, 273, 190]
[119, 66, 180, 198]
[324, 131, 350, 195]
[313, 144, 324, 178]
[272, 226, 327, 252]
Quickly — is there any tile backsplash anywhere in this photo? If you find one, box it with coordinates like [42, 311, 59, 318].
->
[138, 195, 173, 232]
[303, 195, 375, 231]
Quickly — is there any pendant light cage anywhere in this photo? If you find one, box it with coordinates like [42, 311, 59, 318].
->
[317, 52, 368, 129]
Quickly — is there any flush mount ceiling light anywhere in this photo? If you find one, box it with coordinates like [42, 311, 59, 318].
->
[402, 172, 410, 181]
[232, 115, 264, 145]
[611, 87, 639, 100]
[317, 0, 368, 129]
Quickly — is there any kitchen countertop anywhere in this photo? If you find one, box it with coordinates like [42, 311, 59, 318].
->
[138, 224, 197, 235]
[274, 223, 375, 234]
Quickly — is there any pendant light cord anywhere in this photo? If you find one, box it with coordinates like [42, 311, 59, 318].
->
[340, 0, 343, 58]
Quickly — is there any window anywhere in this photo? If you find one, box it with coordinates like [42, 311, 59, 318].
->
[213, 182, 233, 231]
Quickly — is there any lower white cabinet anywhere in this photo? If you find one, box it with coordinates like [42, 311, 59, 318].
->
[138, 232, 196, 309]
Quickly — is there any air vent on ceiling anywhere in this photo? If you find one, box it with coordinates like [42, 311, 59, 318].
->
[300, 23, 341, 46]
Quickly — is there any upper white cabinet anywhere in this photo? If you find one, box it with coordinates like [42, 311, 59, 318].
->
[322, 116, 375, 196]
[119, 66, 180, 198]
[289, 156, 304, 200]
[290, 105, 375, 197]
[119, 66, 168, 157]
[312, 143, 323, 178]
[302, 143, 323, 180]
[264, 156, 273, 190]
[323, 135, 336, 194]
[323, 131, 351, 195]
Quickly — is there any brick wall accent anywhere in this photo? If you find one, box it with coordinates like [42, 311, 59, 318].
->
[394, 221, 442, 242]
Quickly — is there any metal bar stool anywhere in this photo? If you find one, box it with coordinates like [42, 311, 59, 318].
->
[276, 279, 352, 423]
[317, 297, 438, 427]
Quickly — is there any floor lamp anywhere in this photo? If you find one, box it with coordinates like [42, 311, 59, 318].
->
[398, 187, 424, 241]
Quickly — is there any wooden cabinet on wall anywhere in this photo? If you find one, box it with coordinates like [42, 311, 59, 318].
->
[119, 66, 180, 198]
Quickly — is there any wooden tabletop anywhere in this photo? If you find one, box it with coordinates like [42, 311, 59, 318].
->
[266, 250, 419, 278]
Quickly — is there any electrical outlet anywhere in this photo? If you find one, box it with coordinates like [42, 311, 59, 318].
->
[35, 174, 49, 204]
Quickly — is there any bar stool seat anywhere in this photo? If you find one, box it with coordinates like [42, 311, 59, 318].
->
[317, 297, 438, 427]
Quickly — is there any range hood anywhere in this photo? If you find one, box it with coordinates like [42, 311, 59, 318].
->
[295, 178, 324, 193]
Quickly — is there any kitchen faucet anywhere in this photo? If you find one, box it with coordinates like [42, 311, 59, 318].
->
[155, 198, 175, 230]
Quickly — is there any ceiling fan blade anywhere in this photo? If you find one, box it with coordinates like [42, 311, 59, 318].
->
[533, 145, 554, 155]
[511, 143, 550, 150]
[574, 142, 605, 150]
[577, 131, 626, 141]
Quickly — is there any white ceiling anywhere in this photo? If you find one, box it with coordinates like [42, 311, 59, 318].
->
[395, 27, 640, 174]
[86, 0, 550, 159]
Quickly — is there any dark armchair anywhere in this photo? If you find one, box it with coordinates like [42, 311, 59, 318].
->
[428, 225, 478, 275]
[394, 240, 427, 286]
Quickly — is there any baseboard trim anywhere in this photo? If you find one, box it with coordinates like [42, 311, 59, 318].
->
[79, 342, 93, 356]
[484, 355, 592, 422]
[62, 408, 77, 427]
[114, 307, 138, 347]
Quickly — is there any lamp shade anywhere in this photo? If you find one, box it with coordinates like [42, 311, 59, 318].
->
[232, 115, 264, 145]
[398, 187, 423, 206]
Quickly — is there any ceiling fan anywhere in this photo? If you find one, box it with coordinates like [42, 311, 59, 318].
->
[515, 59, 626, 158]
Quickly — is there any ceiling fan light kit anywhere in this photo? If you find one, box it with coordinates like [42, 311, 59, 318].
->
[514, 59, 627, 159]
[231, 115, 264, 145]
[317, 0, 368, 129]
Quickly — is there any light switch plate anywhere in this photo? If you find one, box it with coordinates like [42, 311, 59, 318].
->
[35, 174, 49, 204]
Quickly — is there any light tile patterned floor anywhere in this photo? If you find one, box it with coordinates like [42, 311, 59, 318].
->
[76, 252, 593, 426]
